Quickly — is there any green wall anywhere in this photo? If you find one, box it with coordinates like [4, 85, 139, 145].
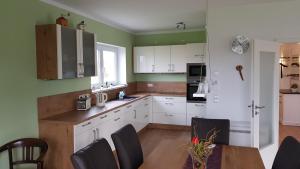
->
[0, 0, 134, 168]
[134, 31, 206, 82]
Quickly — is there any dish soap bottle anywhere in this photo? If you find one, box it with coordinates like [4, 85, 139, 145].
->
[119, 91, 125, 100]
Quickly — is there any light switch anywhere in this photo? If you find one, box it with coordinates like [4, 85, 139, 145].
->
[213, 95, 220, 103]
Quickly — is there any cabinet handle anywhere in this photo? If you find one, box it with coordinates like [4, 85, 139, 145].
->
[144, 103, 149, 106]
[100, 115, 107, 119]
[93, 129, 96, 141]
[96, 128, 99, 139]
[114, 110, 120, 113]
[195, 104, 205, 107]
[165, 103, 173, 106]
[194, 54, 201, 57]
[126, 105, 132, 108]
[114, 117, 121, 121]
[165, 97, 174, 100]
[134, 110, 137, 119]
[165, 114, 174, 117]
[81, 122, 91, 127]
[144, 115, 148, 118]
[152, 65, 155, 72]
[143, 98, 149, 101]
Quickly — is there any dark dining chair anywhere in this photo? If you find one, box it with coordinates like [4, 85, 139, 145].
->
[0, 138, 48, 169]
[191, 118, 230, 145]
[111, 124, 144, 169]
[71, 138, 118, 169]
[272, 136, 300, 169]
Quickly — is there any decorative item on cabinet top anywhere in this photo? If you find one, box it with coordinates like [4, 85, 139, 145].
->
[35, 24, 97, 80]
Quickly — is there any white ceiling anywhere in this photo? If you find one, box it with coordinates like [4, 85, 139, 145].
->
[43, 0, 294, 34]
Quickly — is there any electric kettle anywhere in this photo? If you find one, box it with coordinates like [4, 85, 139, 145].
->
[95, 92, 108, 107]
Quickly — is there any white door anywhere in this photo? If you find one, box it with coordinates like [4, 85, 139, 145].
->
[154, 46, 171, 73]
[251, 39, 280, 169]
[171, 45, 187, 73]
[134, 46, 155, 73]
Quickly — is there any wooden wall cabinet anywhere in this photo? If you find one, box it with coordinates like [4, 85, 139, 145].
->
[36, 24, 96, 80]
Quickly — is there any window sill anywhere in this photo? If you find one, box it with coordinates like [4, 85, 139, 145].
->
[92, 84, 128, 93]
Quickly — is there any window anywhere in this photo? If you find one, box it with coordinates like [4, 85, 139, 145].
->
[91, 43, 126, 91]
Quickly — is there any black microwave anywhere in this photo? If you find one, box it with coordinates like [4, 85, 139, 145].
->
[187, 63, 206, 79]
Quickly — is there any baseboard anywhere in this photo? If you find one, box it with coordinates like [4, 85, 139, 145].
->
[282, 121, 300, 126]
[147, 123, 191, 131]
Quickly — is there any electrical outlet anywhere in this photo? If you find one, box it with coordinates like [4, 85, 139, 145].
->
[147, 83, 154, 87]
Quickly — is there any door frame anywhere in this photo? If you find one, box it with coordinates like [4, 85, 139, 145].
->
[251, 39, 280, 169]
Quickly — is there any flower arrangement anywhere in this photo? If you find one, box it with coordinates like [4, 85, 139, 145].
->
[187, 129, 218, 169]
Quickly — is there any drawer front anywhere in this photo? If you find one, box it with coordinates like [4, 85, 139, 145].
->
[95, 112, 114, 124]
[74, 119, 94, 135]
[187, 103, 206, 115]
[153, 112, 186, 125]
[153, 96, 186, 103]
[153, 101, 186, 114]
[186, 114, 205, 126]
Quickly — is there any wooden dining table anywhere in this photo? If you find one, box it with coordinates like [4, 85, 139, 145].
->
[139, 139, 265, 169]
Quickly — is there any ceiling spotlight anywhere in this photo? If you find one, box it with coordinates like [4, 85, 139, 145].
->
[176, 22, 186, 30]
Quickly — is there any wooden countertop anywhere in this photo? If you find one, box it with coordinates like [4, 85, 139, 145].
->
[41, 92, 186, 125]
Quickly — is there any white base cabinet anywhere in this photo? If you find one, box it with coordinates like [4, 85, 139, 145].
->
[186, 103, 206, 126]
[152, 96, 187, 125]
[74, 95, 212, 152]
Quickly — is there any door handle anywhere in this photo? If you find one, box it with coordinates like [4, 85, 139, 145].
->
[255, 105, 265, 109]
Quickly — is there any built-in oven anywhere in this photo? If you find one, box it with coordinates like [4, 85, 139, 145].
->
[187, 83, 207, 102]
[186, 63, 207, 103]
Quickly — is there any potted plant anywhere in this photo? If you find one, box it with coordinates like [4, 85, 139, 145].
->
[291, 84, 298, 93]
[186, 129, 217, 169]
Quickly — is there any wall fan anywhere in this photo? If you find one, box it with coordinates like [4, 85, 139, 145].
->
[232, 35, 250, 55]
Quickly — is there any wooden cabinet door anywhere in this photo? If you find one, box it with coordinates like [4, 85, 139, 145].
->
[154, 46, 171, 73]
[186, 43, 206, 63]
[171, 45, 187, 73]
[134, 47, 155, 73]
[82, 31, 96, 77]
[60, 26, 78, 79]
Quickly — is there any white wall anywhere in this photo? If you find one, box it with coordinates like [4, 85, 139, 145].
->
[206, 0, 300, 122]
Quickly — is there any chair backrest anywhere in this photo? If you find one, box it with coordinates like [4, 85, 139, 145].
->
[71, 138, 118, 169]
[111, 124, 143, 169]
[272, 136, 300, 169]
[191, 118, 230, 145]
[0, 138, 48, 169]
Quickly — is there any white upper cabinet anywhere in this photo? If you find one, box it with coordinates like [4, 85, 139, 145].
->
[186, 43, 206, 63]
[134, 43, 206, 73]
[134, 46, 155, 73]
[170, 45, 187, 73]
[154, 46, 171, 73]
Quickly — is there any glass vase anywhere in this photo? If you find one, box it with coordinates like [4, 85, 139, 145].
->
[191, 157, 207, 169]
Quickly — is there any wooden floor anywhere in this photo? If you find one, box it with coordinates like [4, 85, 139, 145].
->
[139, 128, 190, 158]
[279, 124, 300, 143]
